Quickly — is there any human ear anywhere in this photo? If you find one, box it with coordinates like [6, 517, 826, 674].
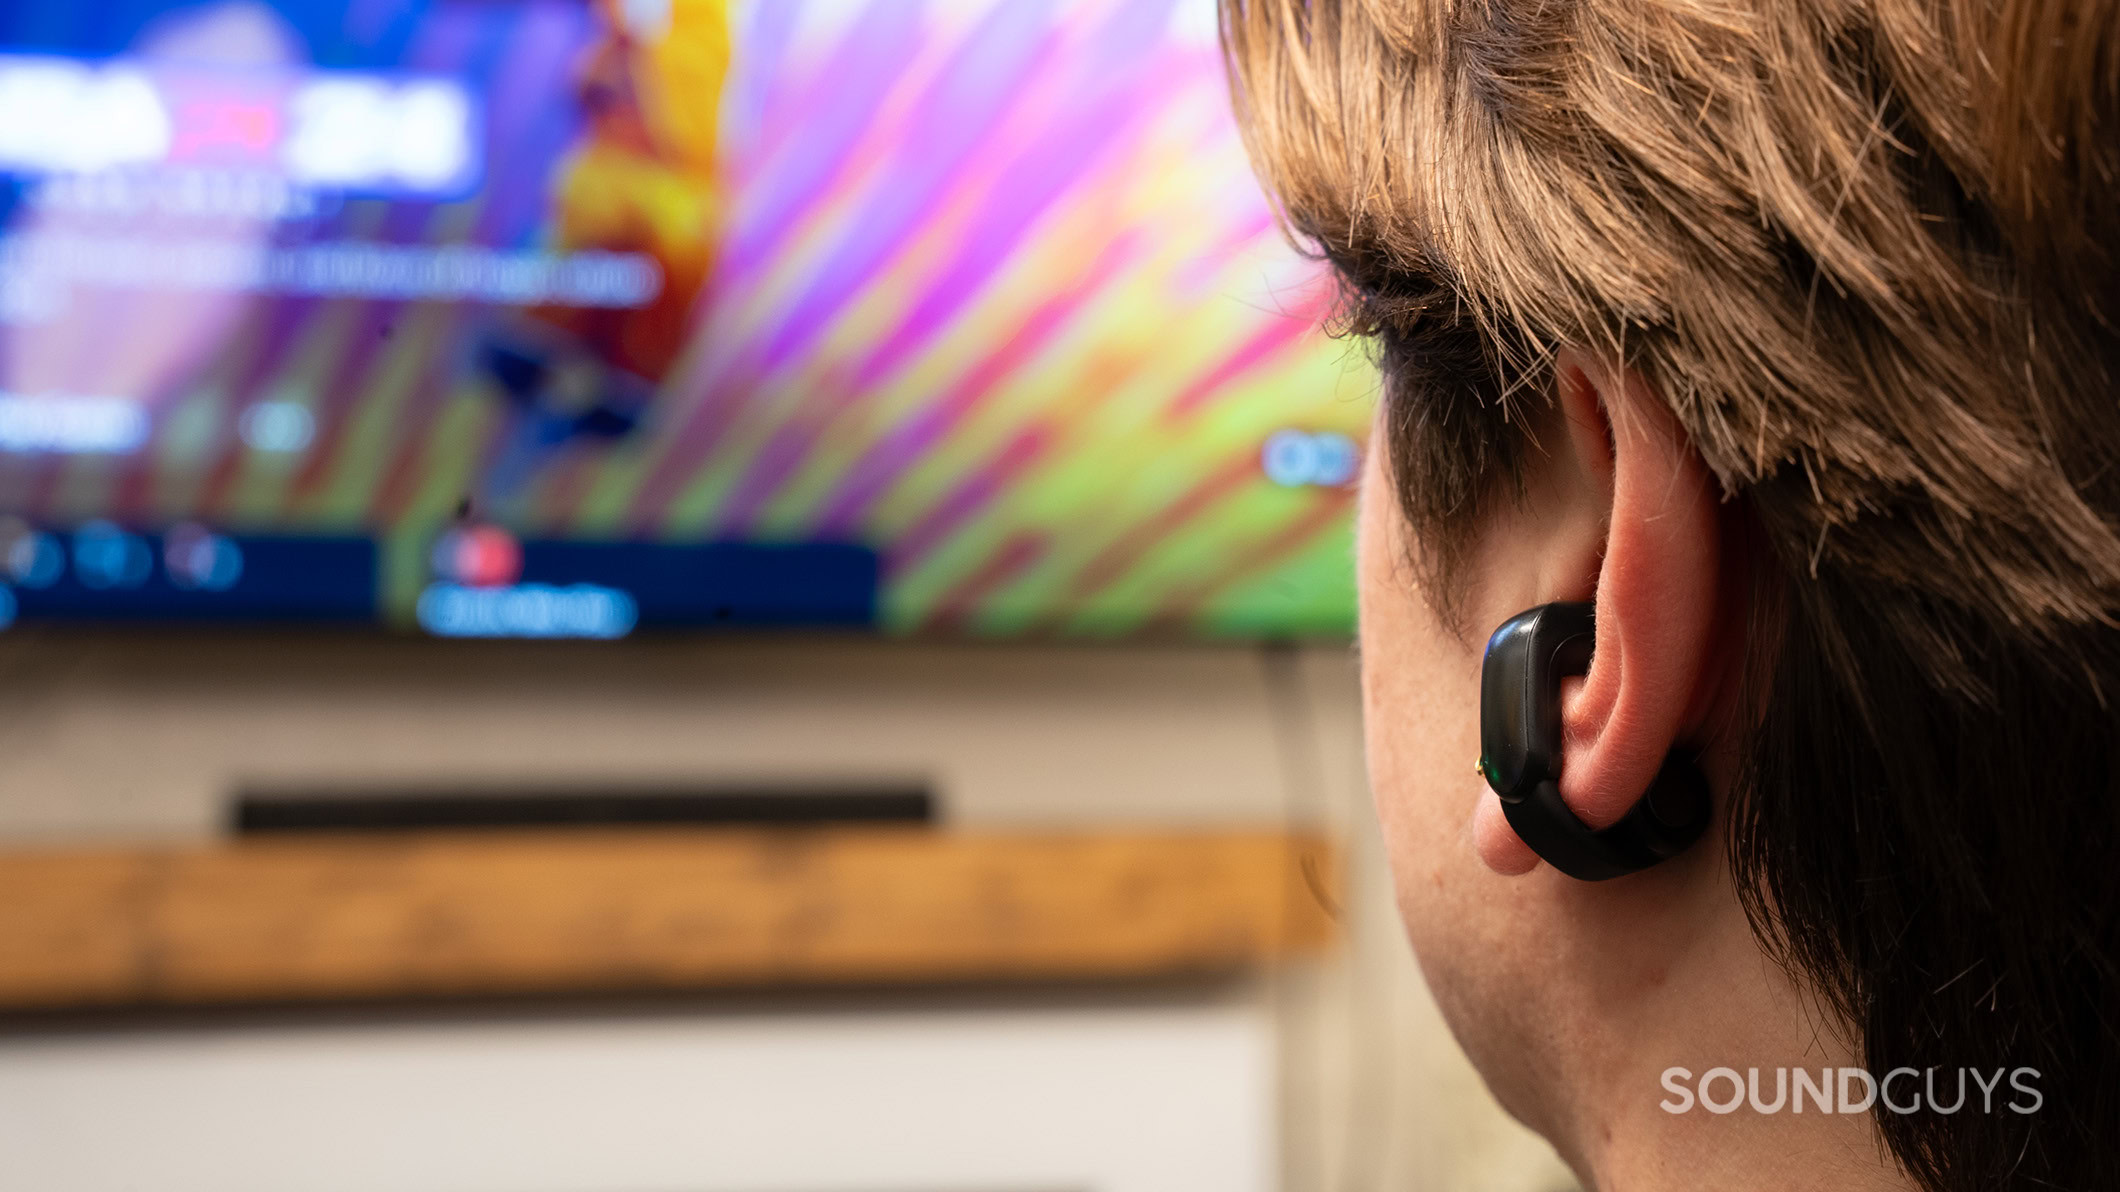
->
[1471, 349, 1725, 876]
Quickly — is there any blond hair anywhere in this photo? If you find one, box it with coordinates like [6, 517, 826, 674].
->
[1223, 0, 2120, 648]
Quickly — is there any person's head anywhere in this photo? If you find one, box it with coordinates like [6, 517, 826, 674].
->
[1220, 0, 2120, 1187]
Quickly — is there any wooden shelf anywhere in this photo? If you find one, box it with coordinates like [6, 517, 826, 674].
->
[0, 828, 1338, 1010]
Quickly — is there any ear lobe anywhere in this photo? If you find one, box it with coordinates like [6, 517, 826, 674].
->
[1550, 351, 1722, 833]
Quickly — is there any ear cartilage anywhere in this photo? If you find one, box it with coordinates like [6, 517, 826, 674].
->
[1476, 602, 1711, 880]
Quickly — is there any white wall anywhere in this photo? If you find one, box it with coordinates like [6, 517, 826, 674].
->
[0, 635, 1325, 839]
[0, 631, 1573, 1191]
[0, 994, 1277, 1192]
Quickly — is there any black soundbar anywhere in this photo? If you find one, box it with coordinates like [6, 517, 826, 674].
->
[232, 783, 935, 834]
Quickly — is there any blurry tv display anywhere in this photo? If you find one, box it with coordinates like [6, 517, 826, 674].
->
[0, 0, 1365, 639]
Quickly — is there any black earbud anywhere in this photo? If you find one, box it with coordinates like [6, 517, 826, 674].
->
[1476, 602, 1710, 880]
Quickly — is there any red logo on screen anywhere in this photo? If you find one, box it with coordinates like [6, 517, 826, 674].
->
[430, 525, 521, 588]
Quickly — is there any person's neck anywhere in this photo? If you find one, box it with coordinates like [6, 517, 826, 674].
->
[1551, 878, 1918, 1192]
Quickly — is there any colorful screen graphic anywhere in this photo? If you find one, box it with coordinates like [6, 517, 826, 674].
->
[0, 0, 1366, 639]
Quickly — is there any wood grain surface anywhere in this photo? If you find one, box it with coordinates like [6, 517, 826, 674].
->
[0, 828, 1339, 1008]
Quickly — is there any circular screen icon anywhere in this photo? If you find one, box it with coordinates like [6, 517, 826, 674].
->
[0, 518, 62, 589]
[73, 521, 152, 590]
[1262, 429, 1359, 488]
[164, 523, 244, 591]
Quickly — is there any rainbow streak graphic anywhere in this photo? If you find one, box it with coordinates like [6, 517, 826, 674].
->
[1, 0, 1370, 638]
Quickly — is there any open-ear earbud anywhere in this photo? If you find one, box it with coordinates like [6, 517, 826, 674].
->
[1476, 602, 1710, 880]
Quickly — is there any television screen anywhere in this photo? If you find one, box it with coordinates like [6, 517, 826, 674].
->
[0, 0, 1365, 639]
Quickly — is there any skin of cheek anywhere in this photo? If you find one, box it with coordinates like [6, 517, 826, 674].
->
[1354, 442, 1585, 1141]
